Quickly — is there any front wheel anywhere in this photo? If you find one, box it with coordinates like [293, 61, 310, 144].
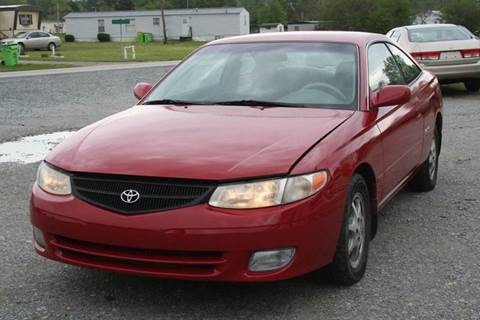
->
[48, 42, 56, 51]
[464, 79, 480, 92]
[18, 43, 25, 54]
[316, 174, 371, 286]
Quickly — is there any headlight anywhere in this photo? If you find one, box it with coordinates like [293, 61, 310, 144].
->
[209, 170, 328, 209]
[36, 162, 71, 195]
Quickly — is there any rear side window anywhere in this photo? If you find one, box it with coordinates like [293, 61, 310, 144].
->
[390, 30, 401, 42]
[368, 43, 405, 92]
[408, 26, 470, 43]
[387, 44, 422, 83]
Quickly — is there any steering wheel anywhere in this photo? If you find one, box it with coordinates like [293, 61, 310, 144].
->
[302, 82, 348, 102]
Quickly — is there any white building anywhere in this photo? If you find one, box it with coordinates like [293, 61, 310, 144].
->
[287, 21, 318, 32]
[415, 10, 443, 25]
[259, 23, 284, 33]
[0, 5, 42, 39]
[64, 7, 250, 42]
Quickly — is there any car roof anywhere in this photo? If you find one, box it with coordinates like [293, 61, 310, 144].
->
[403, 24, 458, 30]
[209, 31, 389, 46]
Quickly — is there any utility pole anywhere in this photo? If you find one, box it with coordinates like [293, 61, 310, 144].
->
[161, 0, 167, 44]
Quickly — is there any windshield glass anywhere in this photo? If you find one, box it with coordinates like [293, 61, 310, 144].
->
[15, 32, 27, 38]
[408, 26, 471, 43]
[144, 42, 358, 109]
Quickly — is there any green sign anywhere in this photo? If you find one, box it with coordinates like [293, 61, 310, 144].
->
[112, 19, 130, 25]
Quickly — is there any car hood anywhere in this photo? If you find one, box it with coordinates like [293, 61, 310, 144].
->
[47, 105, 354, 180]
[0, 38, 18, 44]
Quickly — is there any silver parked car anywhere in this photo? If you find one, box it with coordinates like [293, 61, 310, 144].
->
[0, 31, 61, 53]
[387, 24, 480, 92]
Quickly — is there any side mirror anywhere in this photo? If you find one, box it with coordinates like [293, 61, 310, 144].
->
[371, 85, 411, 108]
[133, 82, 153, 100]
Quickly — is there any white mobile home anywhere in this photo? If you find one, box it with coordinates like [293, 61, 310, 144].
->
[288, 21, 318, 32]
[0, 5, 42, 39]
[64, 7, 250, 42]
[259, 23, 284, 33]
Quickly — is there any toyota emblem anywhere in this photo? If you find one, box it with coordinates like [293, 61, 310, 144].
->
[120, 189, 140, 204]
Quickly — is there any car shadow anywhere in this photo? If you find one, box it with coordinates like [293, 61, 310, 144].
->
[59, 266, 350, 317]
[440, 83, 478, 97]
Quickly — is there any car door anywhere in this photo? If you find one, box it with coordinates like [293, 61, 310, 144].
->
[368, 42, 424, 198]
[387, 43, 438, 167]
[26, 32, 41, 49]
[38, 32, 51, 49]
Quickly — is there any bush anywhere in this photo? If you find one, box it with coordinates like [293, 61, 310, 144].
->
[65, 34, 75, 42]
[97, 33, 111, 42]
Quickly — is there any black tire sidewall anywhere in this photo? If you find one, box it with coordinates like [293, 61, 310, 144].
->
[331, 174, 371, 283]
[48, 42, 56, 51]
[465, 79, 480, 92]
[427, 126, 440, 187]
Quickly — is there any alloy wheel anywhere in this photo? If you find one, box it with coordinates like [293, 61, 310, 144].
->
[428, 137, 437, 181]
[347, 193, 366, 269]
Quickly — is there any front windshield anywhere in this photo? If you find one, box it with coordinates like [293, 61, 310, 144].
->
[15, 32, 27, 38]
[144, 42, 358, 109]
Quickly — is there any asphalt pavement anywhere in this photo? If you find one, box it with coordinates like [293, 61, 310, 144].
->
[0, 68, 479, 319]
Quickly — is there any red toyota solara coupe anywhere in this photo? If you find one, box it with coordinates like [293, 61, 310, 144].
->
[31, 32, 443, 285]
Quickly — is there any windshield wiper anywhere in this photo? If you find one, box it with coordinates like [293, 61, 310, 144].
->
[142, 99, 208, 105]
[213, 100, 307, 108]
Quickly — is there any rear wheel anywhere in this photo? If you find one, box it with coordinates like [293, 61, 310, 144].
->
[409, 126, 439, 192]
[464, 79, 480, 92]
[316, 174, 371, 286]
[48, 42, 56, 51]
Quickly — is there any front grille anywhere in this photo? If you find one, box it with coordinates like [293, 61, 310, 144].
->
[71, 173, 216, 215]
[52, 236, 224, 277]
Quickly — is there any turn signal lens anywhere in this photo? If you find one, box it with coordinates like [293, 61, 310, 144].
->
[209, 170, 328, 209]
[33, 227, 46, 249]
[37, 162, 71, 195]
[282, 171, 328, 204]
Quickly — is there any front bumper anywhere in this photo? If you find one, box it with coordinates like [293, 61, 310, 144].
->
[420, 60, 480, 81]
[30, 183, 345, 282]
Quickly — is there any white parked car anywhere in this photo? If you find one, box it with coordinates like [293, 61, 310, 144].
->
[387, 24, 480, 92]
[0, 31, 61, 53]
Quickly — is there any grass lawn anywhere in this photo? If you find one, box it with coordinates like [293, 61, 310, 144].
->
[0, 63, 75, 72]
[0, 40, 204, 63]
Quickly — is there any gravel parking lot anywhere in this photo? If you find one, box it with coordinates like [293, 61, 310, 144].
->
[0, 69, 479, 319]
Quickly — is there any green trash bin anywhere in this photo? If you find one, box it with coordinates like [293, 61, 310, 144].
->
[137, 32, 145, 43]
[2, 44, 19, 66]
[144, 33, 153, 43]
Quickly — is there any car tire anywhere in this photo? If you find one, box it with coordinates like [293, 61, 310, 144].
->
[409, 126, 439, 192]
[18, 43, 25, 54]
[317, 173, 371, 286]
[464, 79, 480, 92]
[48, 42, 56, 51]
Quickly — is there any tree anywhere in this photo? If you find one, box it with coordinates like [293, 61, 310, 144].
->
[161, 0, 167, 43]
[257, 0, 288, 27]
[369, 0, 413, 34]
[115, 0, 135, 10]
[320, 0, 413, 33]
[442, 0, 480, 34]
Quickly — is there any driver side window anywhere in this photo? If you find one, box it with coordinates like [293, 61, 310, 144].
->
[368, 43, 405, 92]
